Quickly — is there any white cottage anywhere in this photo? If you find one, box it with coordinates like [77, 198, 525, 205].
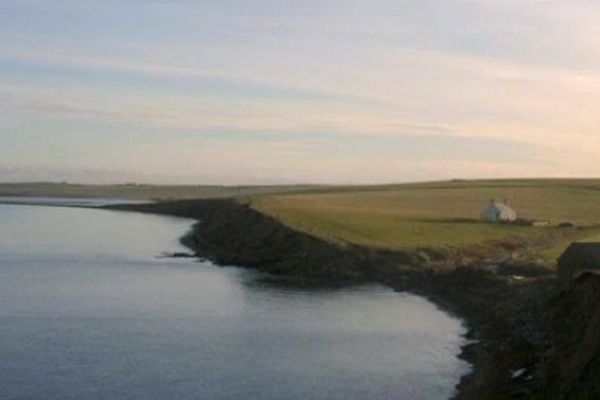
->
[482, 199, 517, 223]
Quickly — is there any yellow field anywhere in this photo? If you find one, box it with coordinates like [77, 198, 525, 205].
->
[581, 233, 600, 243]
[253, 179, 600, 253]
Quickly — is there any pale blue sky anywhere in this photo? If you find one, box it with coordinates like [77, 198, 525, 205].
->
[1, 0, 599, 184]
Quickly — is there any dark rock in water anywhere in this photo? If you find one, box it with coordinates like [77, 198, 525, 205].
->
[158, 251, 195, 259]
[557, 242, 600, 286]
[171, 252, 195, 258]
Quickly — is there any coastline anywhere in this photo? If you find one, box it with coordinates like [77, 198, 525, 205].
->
[107, 200, 540, 399]
[107, 198, 600, 400]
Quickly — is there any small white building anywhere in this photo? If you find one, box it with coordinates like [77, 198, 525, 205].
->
[482, 199, 517, 223]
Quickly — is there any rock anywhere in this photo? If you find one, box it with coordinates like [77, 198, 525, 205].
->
[558, 221, 576, 228]
[542, 271, 600, 399]
[157, 251, 195, 258]
[557, 242, 600, 287]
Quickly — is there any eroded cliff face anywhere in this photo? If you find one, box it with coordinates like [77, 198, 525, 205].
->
[109, 199, 525, 281]
[110, 199, 393, 281]
[542, 271, 600, 400]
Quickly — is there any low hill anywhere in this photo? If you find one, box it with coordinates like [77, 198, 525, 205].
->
[0, 182, 323, 200]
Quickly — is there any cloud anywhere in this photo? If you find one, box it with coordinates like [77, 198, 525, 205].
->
[2, 0, 600, 183]
[0, 50, 383, 106]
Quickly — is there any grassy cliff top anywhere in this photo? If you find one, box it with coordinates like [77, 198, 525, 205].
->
[251, 179, 600, 260]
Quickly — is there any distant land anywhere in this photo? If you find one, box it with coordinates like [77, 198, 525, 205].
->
[0, 181, 326, 200]
[3, 178, 600, 266]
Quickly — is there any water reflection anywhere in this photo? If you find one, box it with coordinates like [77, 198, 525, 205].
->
[0, 203, 469, 400]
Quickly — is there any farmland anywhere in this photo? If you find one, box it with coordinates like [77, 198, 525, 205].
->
[253, 179, 600, 260]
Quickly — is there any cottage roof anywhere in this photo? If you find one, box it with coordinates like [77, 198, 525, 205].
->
[488, 201, 515, 214]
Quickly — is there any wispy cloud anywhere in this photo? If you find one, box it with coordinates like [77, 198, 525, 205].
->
[1, 0, 600, 183]
[0, 50, 386, 107]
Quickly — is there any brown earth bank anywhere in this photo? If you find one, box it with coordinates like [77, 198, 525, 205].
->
[107, 199, 600, 400]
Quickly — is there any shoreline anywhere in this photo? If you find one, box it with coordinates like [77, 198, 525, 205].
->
[106, 199, 545, 399]
[107, 198, 599, 400]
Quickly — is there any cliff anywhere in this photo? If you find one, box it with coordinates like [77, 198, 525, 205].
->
[109, 199, 421, 282]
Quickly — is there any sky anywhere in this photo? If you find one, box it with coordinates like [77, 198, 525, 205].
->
[1, 0, 599, 184]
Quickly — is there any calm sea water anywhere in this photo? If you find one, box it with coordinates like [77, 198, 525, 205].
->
[0, 203, 469, 400]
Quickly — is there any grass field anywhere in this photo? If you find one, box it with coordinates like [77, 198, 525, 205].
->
[582, 233, 600, 242]
[253, 179, 600, 259]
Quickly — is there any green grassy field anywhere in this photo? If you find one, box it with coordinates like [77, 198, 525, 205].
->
[253, 179, 600, 260]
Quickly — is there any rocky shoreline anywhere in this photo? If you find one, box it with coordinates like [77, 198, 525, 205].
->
[108, 199, 600, 400]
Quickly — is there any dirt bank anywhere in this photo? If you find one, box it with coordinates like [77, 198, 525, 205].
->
[109, 199, 430, 282]
[107, 199, 599, 400]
